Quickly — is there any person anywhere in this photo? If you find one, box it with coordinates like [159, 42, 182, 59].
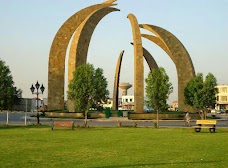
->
[185, 112, 191, 126]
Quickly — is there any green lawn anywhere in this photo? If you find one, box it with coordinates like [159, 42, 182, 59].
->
[0, 126, 228, 168]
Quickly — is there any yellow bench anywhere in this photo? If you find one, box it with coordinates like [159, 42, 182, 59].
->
[193, 120, 217, 133]
[51, 121, 75, 130]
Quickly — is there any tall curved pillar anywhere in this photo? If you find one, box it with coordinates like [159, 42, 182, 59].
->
[112, 45, 159, 111]
[140, 24, 195, 112]
[68, 7, 119, 83]
[67, 7, 119, 112]
[128, 14, 144, 113]
[112, 50, 124, 110]
[131, 43, 158, 70]
[48, 2, 116, 110]
[142, 47, 158, 70]
[140, 34, 173, 61]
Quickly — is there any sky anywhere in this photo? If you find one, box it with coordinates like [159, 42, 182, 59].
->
[0, 0, 228, 104]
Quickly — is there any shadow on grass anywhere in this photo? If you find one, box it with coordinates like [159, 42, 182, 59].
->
[192, 129, 228, 134]
[0, 125, 50, 130]
[93, 160, 221, 168]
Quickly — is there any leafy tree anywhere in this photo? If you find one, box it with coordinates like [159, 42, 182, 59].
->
[145, 67, 173, 128]
[12, 87, 22, 106]
[0, 59, 22, 110]
[68, 63, 109, 123]
[92, 68, 109, 110]
[184, 73, 218, 119]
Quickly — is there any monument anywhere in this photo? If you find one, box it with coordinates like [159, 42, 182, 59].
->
[112, 51, 124, 111]
[112, 45, 158, 110]
[139, 24, 195, 111]
[48, 0, 195, 112]
[127, 14, 144, 113]
[48, 0, 119, 111]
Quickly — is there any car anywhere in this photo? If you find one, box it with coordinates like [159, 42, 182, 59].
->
[211, 109, 221, 114]
[210, 109, 217, 113]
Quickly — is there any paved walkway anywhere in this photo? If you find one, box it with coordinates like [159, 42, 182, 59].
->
[0, 112, 227, 128]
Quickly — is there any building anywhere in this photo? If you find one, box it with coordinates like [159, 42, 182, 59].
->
[102, 98, 122, 109]
[121, 95, 134, 110]
[12, 98, 47, 112]
[216, 85, 228, 110]
[101, 96, 134, 110]
[12, 98, 32, 111]
[31, 98, 46, 111]
[102, 98, 113, 109]
[168, 101, 179, 111]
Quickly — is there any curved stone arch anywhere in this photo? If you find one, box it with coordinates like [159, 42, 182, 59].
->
[143, 46, 159, 71]
[140, 24, 195, 111]
[103, 0, 117, 4]
[141, 34, 173, 61]
[112, 50, 124, 110]
[67, 7, 119, 112]
[131, 43, 158, 70]
[48, 2, 118, 110]
[112, 44, 159, 110]
[68, 7, 120, 84]
[127, 14, 144, 113]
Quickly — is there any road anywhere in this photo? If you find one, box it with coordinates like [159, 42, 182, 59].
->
[0, 111, 228, 128]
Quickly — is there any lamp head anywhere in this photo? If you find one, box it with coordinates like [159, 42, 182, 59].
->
[35, 81, 40, 89]
[40, 84, 45, 94]
[30, 84, 35, 93]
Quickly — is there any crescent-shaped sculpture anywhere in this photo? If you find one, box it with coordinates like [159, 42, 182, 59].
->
[141, 34, 173, 61]
[112, 50, 124, 110]
[48, 2, 118, 110]
[68, 7, 120, 84]
[48, 0, 196, 113]
[131, 43, 158, 70]
[142, 47, 159, 70]
[140, 24, 195, 112]
[67, 7, 119, 112]
[111, 44, 158, 111]
[103, 0, 117, 4]
[127, 14, 144, 113]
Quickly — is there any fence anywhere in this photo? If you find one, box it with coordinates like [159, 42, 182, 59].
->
[0, 111, 36, 125]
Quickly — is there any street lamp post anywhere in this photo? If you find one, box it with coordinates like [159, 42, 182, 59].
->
[30, 81, 45, 125]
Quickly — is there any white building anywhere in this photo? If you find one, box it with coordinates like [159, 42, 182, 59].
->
[101, 96, 134, 110]
[102, 98, 122, 109]
[31, 98, 45, 111]
[121, 95, 134, 110]
[216, 85, 228, 110]
[168, 101, 178, 111]
[102, 98, 113, 109]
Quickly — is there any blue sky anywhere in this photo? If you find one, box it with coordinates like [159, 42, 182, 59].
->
[0, 0, 228, 103]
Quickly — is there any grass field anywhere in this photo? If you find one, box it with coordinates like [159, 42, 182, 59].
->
[0, 126, 228, 168]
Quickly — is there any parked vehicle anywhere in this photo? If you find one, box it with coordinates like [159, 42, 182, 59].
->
[211, 109, 225, 114]
[210, 109, 217, 113]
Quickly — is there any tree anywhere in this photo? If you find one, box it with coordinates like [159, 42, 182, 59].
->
[12, 87, 22, 106]
[68, 63, 109, 124]
[0, 59, 22, 110]
[145, 67, 173, 128]
[184, 73, 218, 119]
[92, 68, 109, 110]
